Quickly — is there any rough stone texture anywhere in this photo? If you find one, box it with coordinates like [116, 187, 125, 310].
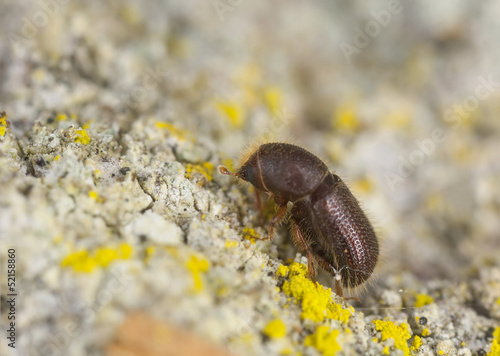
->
[1, 1, 499, 356]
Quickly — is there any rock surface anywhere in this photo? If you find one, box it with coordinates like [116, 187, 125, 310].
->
[1, 1, 499, 356]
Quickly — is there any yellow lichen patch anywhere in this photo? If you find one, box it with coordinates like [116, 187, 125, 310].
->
[61, 244, 133, 272]
[411, 335, 423, 352]
[326, 301, 353, 324]
[276, 265, 289, 278]
[56, 113, 68, 121]
[352, 178, 373, 194]
[488, 327, 500, 356]
[54, 155, 61, 161]
[216, 285, 231, 298]
[242, 227, 260, 244]
[422, 328, 430, 336]
[88, 190, 104, 203]
[61, 251, 97, 272]
[75, 124, 91, 145]
[202, 161, 214, 175]
[373, 319, 411, 356]
[304, 326, 342, 356]
[414, 293, 434, 308]
[215, 100, 245, 128]
[155, 121, 189, 141]
[279, 262, 352, 323]
[333, 103, 360, 134]
[263, 86, 283, 116]
[145, 246, 155, 261]
[186, 255, 210, 293]
[263, 319, 286, 339]
[225, 240, 238, 248]
[496, 298, 500, 306]
[185, 163, 213, 183]
[0, 112, 7, 136]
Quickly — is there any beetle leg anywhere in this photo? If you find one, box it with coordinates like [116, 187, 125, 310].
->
[266, 204, 288, 241]
[290, 221, 317, 280]
[253, 187, 263, 214]
[313, 257, 361, 302]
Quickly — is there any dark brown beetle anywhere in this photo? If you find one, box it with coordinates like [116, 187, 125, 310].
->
[219, 142, 379, 298]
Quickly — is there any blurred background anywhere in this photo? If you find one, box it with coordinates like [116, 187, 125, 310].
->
[1, 0, 499, 305]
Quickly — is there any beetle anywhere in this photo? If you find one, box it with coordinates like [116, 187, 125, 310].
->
[218, 142, 379, 298]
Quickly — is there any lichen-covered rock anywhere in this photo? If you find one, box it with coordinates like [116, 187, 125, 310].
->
[1, 2, 500, 356]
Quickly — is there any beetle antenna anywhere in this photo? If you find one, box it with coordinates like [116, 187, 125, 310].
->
[218, 165, 237, 177]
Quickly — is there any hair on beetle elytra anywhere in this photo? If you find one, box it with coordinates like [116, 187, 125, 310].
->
[219, 142, 380, 299]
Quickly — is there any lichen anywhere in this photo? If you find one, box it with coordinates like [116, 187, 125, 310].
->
[263, 319, 286, 339]
[186, 255, 210, 293]
[145, 246, 155, 262]
[155, 121, 189, 141]
[61, 244, 133, 272]
[56, 113, 68, 121]
[304, 325, 342, 356]
[185, 163, 213, 183]
[414, 293, 434, 308]
[373, 318, 412, 356]
[411, 335, 423, 352]
[242, 227, 260, 244]
[215, 100, 245, 128]
[88, 190, 103, 203]
[0, 111, 7, 136]
[225, 240, 239, 248]
[276, 265, 289, 278]
[278, 262, 353, 323]
[75, 125, 91, 145]
[333, 102, 360, 134]
[488, 327, 500, 356]
[263, 86, 283, 116]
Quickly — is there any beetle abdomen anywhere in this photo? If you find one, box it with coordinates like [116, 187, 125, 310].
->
[308, 173, 379, 288]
